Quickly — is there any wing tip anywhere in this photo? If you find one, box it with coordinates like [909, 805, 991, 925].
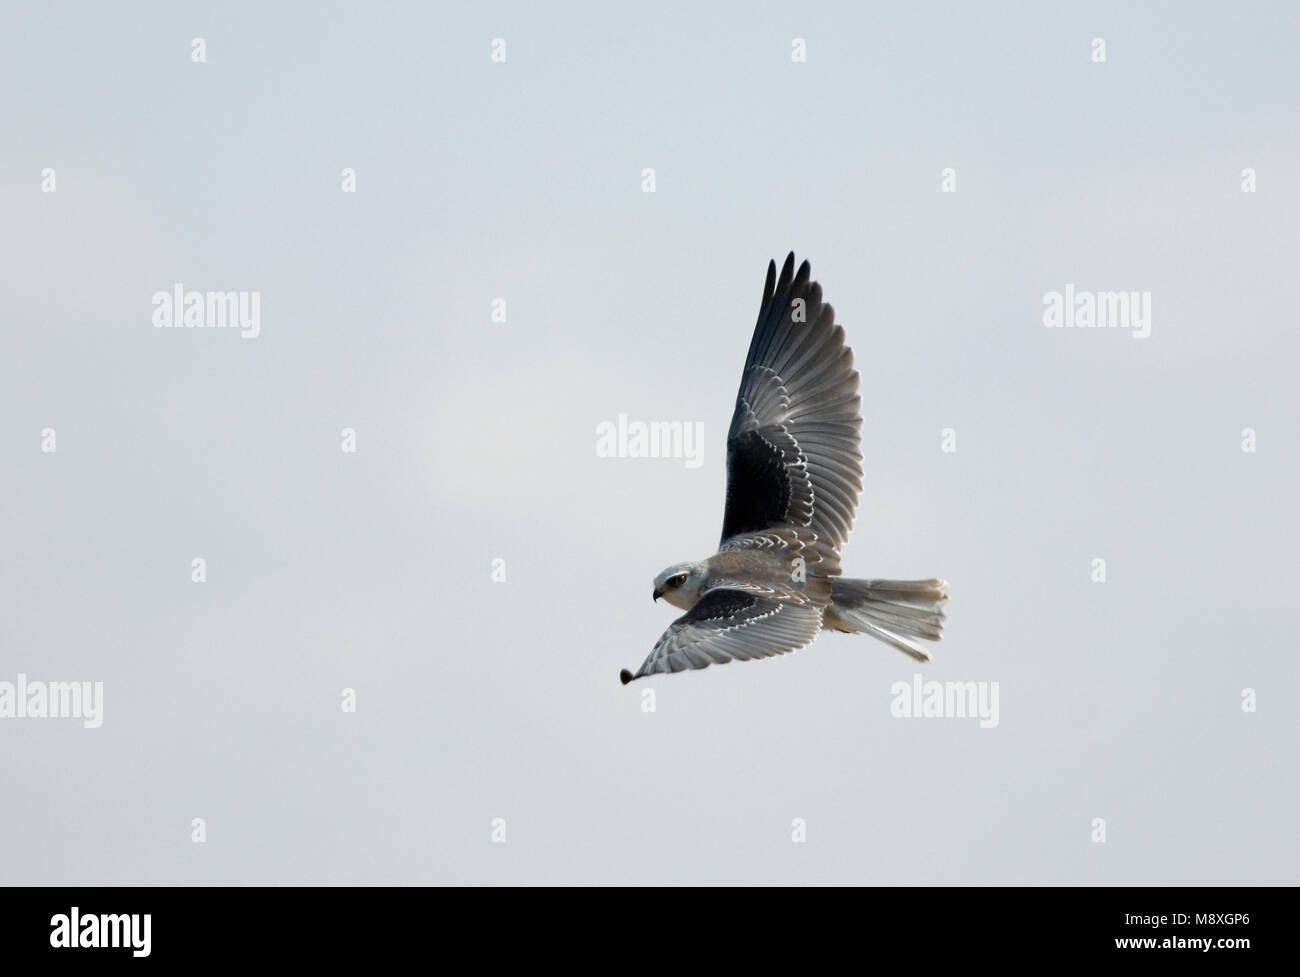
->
[780, 251, 796, 284]
[619, 668, 636, 685]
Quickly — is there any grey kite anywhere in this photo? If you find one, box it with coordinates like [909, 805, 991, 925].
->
[620, 253, 948, 684]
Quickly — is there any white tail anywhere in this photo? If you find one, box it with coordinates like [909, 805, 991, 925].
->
[824, 577, 949, 662]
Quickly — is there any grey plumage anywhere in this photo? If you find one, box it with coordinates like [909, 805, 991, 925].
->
[822, 578, 951, 662]
[622, 254, 948, 684]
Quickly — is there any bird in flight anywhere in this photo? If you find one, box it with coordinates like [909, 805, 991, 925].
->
[620, 253, 948, 684]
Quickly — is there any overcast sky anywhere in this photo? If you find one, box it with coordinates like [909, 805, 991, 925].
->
[2, 1, 1297, 883]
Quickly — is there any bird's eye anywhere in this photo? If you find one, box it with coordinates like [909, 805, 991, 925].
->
[668, 574, 687, 588]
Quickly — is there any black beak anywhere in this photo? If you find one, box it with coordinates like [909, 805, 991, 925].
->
[653, 587, 663, 602]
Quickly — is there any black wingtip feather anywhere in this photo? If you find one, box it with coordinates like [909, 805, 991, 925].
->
[779, 252, 796, 288]
[619, 669, 634, 685]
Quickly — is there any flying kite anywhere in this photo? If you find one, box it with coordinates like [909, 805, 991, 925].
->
[621, 254, 948, 683]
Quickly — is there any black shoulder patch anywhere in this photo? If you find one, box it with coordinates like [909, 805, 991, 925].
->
[720, 429, 791, 541]
[686, 589, 761, 623]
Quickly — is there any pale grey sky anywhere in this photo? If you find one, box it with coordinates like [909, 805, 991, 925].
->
[1, 1, 1297, 883]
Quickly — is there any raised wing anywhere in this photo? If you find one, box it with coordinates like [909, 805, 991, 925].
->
[619, 589, 823, 684]
[719, 254, 863, 554]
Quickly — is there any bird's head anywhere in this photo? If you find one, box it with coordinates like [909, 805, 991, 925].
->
[652, 561, 708, 611]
